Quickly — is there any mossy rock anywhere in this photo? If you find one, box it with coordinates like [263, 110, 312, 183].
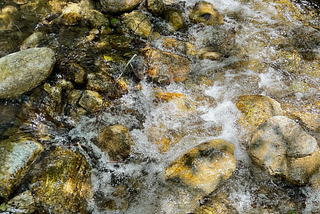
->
[30, 148, 92, 214]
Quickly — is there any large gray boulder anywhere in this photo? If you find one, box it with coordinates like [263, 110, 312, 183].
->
[0, 47, 56, 99]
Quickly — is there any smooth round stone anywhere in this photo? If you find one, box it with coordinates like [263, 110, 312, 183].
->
[0, 47, 56, 99]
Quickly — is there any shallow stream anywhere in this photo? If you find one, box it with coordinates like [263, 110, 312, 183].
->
[1, 0, 320, 213]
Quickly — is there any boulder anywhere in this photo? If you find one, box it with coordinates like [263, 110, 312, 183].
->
[189, 1, 223, 26]
[248, 116, 320, 185]
[0, 47, 56, 99]
[96, 125, 133, 161]
[141, 45, 191, 84]
[0, 136, 44, 198]
[162, 139, 236, 213]
[236, 95, 283, 132]
[30, 148, 92, 214]
[123, 11, 152, 39]
[100, 0, 143, 14]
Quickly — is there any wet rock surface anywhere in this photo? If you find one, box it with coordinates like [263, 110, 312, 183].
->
[0, 136, 44, 199]
[30, 148, 92, 214]
[96, 124, 133, 161]
[236, 95, 283, 132]
[163, 139, 236, 213]
[189, 1, 224, 26]
[0, 0, 320, 212]
[248, 116, 320, 185]
[4, 190, 36, 214]
[0, 47, 56, 99]
[141, 45, 191, 83]
[100, 0, 143, 14]
[123, 11, 152, 39]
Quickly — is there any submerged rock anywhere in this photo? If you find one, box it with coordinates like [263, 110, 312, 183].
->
[20, 32, 44, 50]
[100, 0, 143, 14]
[147, 91, 197, 153]
[248, 116, 320, 186]
[162, 9, 186, 32]
[147, 0, 165, 16]
[189, 1, 224, 26]
[236, 95, 283, 132]
[0, 47, 56, 99]
[96, 124, 133, 161]
[156, 92, 196, 115]
[79, 90, 106, 114]
[0, 136, 44, 198]
[163, 139, 236, 213]
[5, 190, 36, 214]
[141, 45, 191, 84]
[30, 148, 92, 214]
[123, 11, 152, 39]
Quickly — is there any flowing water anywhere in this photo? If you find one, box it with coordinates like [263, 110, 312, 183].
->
[1, 0, 320, 213]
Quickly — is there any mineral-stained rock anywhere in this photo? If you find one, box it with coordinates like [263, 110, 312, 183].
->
[96, 125, 133, 161]
[0, 47, 56, 99]
[5, 190, 37, 214]
[141, 45, 191, 84]
[79, 90, 106, 113]
[100, 0, 143, 14]
[162, 139, 236, 213]
[123, 11, 152, 39]
[189, 1, 224, 26]
[30, 148, 92, 214]
[248, 116, 320, 186]
[0, 136, 44, 198]
[236, 95, 283, 132]
[147, 0, 165, 16]
[160, 37, 196, 56]
[156, 92, 196, 115]
[165, 139, 236, 194]
[162, 9, 186, 32]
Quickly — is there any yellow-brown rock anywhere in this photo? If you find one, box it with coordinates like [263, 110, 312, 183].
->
[236, 95, 283, 132]
[161, 139, 236, 214]
[141, 45, 191, 84]
[163, 9, 186, 32]
[161, 37, 196, 56]
[79, 90, 106, 114]
[96, 125, 133, 161]
[189, 1, 223, 26]
[156, 92, 196, 114]
[147, 0, 165, 16]
[165, 139, 236, 195]
[123, 11, 152, 39]
[30, 148, 92, 214]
